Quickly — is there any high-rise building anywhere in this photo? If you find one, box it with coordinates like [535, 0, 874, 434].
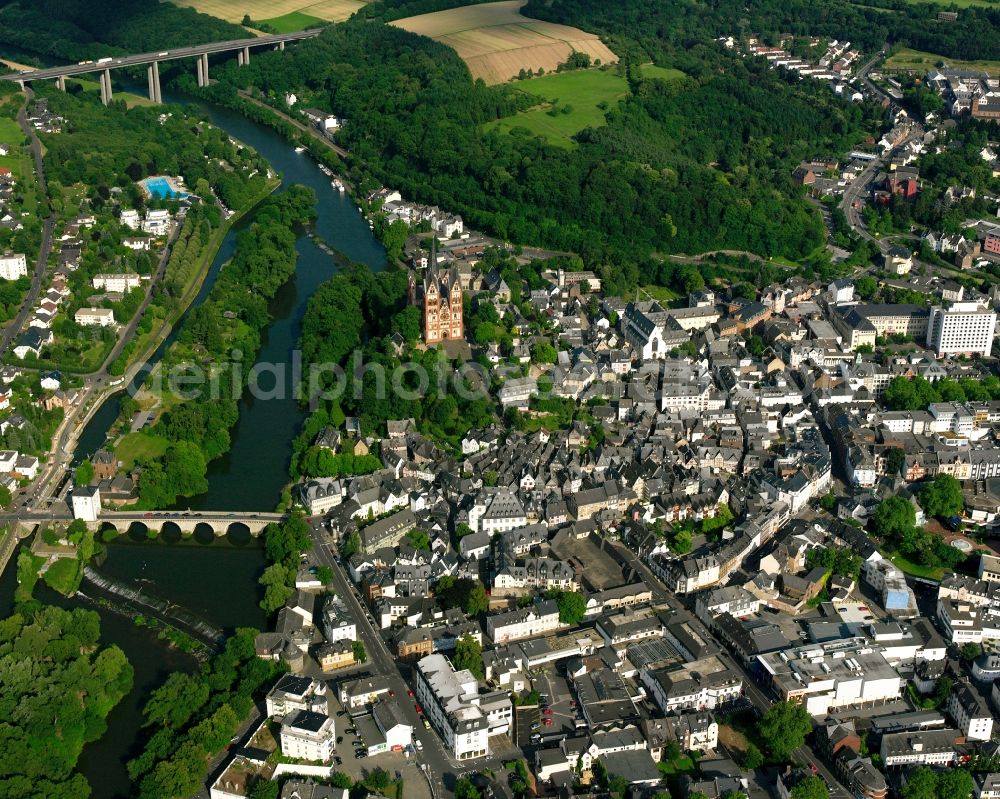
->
[927, 301, 997, 357]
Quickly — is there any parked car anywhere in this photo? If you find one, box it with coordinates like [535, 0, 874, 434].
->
[423, 718, 431, 730]
[542, 708, 553, 715]
[543, 718, 553, 726]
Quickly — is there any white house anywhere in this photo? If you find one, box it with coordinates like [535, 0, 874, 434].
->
[71, 486, 101, 522]
[279, 710, 336, 763]
[93, 273, 141, 293]
[0, 253, 27, 280]
[75, 308, 116, 327]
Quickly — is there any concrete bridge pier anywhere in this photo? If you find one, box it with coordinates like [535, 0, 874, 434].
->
[278, 41, 285, 51]
[199, 52, 210, 87]
[55, 75, 65, 91]
[147, 61, 161, 103]
[99, 69, 113, 106]
[237, 46, 250, 66]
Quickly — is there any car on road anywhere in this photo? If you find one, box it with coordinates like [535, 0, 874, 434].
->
[144, 512, 153, 518]
[422, 718, 430, 730]
[388, 690, 395, 697]
[407, 689, 414, 697]
[530, 722, 541, 730]
[353, 740, 364, 748]
[414, 704, 422, 714]
[354, 751, 366, 759]
[415, 739, 423, 751]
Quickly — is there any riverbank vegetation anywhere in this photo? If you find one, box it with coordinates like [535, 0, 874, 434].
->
[258, 513, 312, 614]
[128, 627, 284, 799]
[0, 603, 133, 798]
[118, 187, 317, 509]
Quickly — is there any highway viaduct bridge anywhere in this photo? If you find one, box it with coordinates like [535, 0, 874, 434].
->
[0, 29, 321, 105]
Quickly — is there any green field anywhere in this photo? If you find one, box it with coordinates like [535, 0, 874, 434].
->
[884, 47, 1000, 77]
[258, 10, 324, 32]
[486, 65, 682, 147]
[0, 118, 22, 174]
[115, 431, 168, 470]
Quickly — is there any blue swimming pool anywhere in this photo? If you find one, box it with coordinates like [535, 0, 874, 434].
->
[142, 176, 187, 199]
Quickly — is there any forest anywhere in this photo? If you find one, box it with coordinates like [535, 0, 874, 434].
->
[132, 186, 316, 508]
[0, 604, 133, 798]
[522, 0, 1000, 64]
[203, 19, 871, 294]
[0, 0, 245, 62]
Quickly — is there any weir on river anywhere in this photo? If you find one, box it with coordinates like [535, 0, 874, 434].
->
[82, 565, 225, 650]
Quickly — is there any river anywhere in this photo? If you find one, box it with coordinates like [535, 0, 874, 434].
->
[1, 80, 389, 797]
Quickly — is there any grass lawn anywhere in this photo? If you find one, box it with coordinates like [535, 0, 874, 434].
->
[640, 284, 682, 304]
[890, 552, 946, 581]
[115, 431, 169, 469]
[884, 47, 1000, 77]
[258, 10, 324, 31]
[0, 116, 23, 145]
[487, 68, 667, 147]
[639, 64, 685, 81]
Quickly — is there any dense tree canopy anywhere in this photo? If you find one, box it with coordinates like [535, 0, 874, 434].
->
[757, 700, 812, 762]
[201, 18, 871, 294]
[919, 474, 964, 520]
[0, 606, 133, 797]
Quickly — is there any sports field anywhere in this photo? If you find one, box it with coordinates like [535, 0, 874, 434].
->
[163, 0, 363, 25]
[485, 63, 682, 147]
[884, 47, 1000, 76]
[392, 0, 617, 84]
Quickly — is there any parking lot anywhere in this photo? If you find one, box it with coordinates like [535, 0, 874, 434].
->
[534, 666, 580, 738]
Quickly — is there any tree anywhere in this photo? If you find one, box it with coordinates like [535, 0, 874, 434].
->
[316, 565, 333, 584]
[935, 769, 973, 799]
[919, 474, 964, 520]
[74, 460, 94, 485]
[901, 767, 938, 799]
[854, 276, 877, 299]
[352, 640, 367, 663]
[455, 777, 481, 799]
[790, 776, 829, 799]
[366, 767, 391, 790]
[886, 447, 906, 477]
[960, 641, 982, 662]
[248, 779, 279, 799]
[546, 589, 587, 625]
[453, 634, 484, 679]
[342, 530, 361, 558]
[872, 496, 916, 540]
[259, 563, 293, 613]
[740, 743, 763, 770]
[404, 529, 431, 550]
[757, 700, 812, 762]
[0, 484, 10, 510]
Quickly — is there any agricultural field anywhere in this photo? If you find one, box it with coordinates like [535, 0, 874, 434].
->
[884, 47, 1000, 77]
[485, 64, 682, 147]
[164, 0, 363, 25]
[392, 0, 617, 84]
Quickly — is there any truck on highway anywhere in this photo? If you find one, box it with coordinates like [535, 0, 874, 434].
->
[97, 57, 113, 64]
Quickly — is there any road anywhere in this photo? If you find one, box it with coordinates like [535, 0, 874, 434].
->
[237, 90, 350, 159]
[0, 86, 55, 360]
[0, 30, 321, 84]
[308, 527, 456, 795]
